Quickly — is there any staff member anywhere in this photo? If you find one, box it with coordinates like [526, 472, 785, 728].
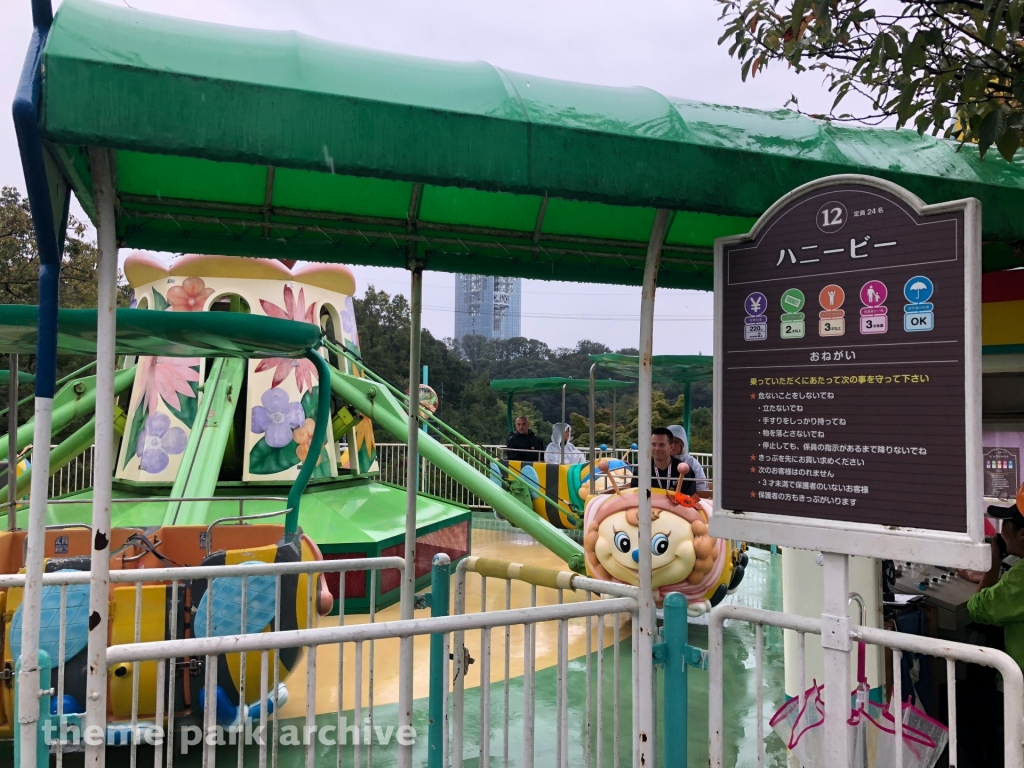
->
[967, 501, 1024, 675]
[631, 427, 696, 495]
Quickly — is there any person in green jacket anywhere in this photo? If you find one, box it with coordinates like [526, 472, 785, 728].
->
[967, 503, 1024, 674]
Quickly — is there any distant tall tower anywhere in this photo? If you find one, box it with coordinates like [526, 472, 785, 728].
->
[454, 274, 522, 344]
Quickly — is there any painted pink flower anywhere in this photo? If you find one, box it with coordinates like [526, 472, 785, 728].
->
[136, 356, 201, 414]
[256, 286, 319, 392]
[167, 276, 215, 312]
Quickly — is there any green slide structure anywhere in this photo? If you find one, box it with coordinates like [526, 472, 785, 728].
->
[328, 364, 586, 572]
[164, 357, 246, 526]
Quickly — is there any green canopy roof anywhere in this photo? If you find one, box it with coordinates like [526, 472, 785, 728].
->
[489, 377, 634, 395]
[0, 306, 322, 358]
[589, 353, 713, 384]
[38, 0, 1024, 290]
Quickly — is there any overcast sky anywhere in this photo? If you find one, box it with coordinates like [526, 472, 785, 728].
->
[1, 0, 871, 354]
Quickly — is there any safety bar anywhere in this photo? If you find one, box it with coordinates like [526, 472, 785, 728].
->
[204, 507, 290, 554]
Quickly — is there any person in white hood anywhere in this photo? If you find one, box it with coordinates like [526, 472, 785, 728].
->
[667, 425, 709, 491]
[545, 422, 586, 464]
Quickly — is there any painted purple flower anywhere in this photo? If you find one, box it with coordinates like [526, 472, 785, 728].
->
[136, 413, 187, 473]
[251, 388, 305, 448]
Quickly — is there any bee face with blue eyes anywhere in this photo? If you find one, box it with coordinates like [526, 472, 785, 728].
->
[594, 509, 697, 588]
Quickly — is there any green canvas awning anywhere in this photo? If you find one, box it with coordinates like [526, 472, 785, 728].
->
[589, 353, 713, 384]
[489, 377, 634, 395]
[0, 306, 322, 358]
[36, 0, 1024, 292]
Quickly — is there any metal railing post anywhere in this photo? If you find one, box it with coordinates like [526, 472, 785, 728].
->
[588, 364, 596, 496]
[14, 648, 52, 768]
[637, 208, 670, 765]
[84, 146, 119, 768]
[399, 259, 424, 768]
[662, 593, 688, 766]
[428, 553, 452, 768]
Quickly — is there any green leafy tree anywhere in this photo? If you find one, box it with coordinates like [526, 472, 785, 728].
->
[1, 186, 132, 425]
[689, 407, 714, 454]
[623, 391, 686, 444]
[352, 286, 473, 441]
[716, 0, 1024, 159]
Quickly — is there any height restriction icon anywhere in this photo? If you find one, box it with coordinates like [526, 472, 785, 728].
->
[818, 284, 846, 337]
[859, 280, 888, 335]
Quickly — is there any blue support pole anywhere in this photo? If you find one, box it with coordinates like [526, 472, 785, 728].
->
[12, 3, 72, 761]
[427, 553, 451, 768]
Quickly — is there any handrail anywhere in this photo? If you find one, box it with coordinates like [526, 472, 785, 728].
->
[204, 507, 291, 554]
[46, 495, 288, 505]
[106, 597, 639, 664]
[0, 555, 406, 589]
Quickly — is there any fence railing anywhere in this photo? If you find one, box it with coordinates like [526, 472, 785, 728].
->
[372, 443, 714, 510]
[7, 553, 404, 768]
[10, 548, 659, 768]
[32, 440, 715, 511]
[47, 444, 96, 498]
[708, 602, 1024, 768]
[451, 556, 643, 768]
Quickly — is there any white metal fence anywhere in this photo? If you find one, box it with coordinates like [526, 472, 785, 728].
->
[10, 550, 645, 768]
[31, 442, 716, 510]
[372, 443, 714, 510]
[46, 444, 95, 498]
[708, 602, 1024, 768]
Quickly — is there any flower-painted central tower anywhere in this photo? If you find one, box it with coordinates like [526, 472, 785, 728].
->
[108, 253, 470, 612]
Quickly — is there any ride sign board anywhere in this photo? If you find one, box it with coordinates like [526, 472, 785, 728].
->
[711, 176, 987, 568]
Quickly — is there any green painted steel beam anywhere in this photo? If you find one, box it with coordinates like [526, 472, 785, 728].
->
[0, 366, 136, 462]
[0, 416, 96, 504]
[164, 357, 245, 526]
[328, 365, 585, 570]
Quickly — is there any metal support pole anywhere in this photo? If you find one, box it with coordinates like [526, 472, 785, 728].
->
[822, 552, 852, 768]
[589, 364, 596, 496]
[428, 553, 451, 768]
[347, 425, 361, 476]
[84, 147, 119, 768]
[421, 365, 429, 434]
[682, 381, 692, 442]
[13, 13, 65, 761]
[662, 592, 688, 764]
[560, 383, 567, 464]
[611, 390, 617, 455]
[638, 209, 670, 766]
[399, 261, 423, 768]
[14, 649, 52, 768]
[7, 355, 17, 530]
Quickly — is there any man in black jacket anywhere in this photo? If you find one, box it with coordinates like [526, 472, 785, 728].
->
[505, 416, 545, 462]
